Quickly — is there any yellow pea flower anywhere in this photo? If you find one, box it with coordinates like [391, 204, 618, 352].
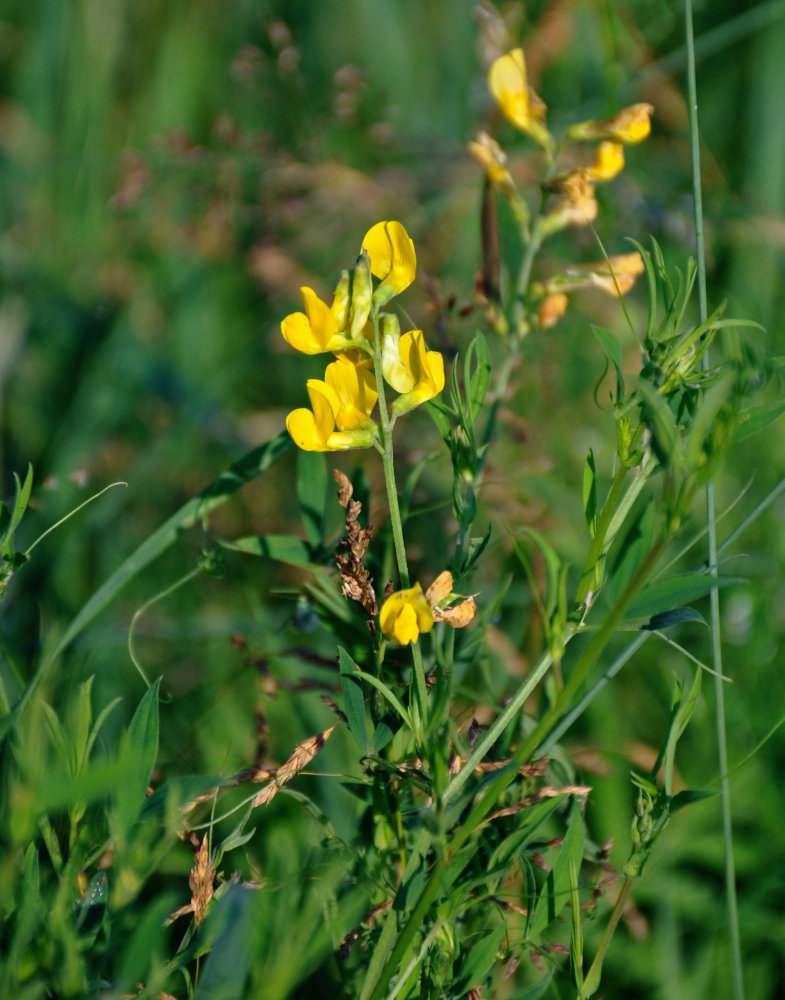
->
[488, 48, 552, 150]
[362, 221, 417, 305]
[389, 330, 445, 415]
[324, 355, 378, 430]
[286, 359, 377, 452]
[567, 103, 654, 145]
[586, 141, 625, 182]
[379, 583, 434, 645]
[467, 131, 517, 198]
[281, 285, 356, 355]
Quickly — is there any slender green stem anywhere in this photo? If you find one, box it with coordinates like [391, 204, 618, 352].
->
[370, 309, 428, 721]
[127, 566, 203, 688]
[580, 875, 634, 998]
[685, 2, 744, 996]
[371, 330, 409, 589]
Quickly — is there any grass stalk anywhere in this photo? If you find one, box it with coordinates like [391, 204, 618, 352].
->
[684, 1, 744, 996]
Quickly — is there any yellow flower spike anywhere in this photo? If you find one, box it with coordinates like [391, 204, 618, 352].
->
[567, 103, 654, 145]
[379, 583, 434, 645]
[281, 286, 351, 355]
[390, 330, 445, 416]
[286, 376, 376, 453]
[362, 221, 417, 306]
[324, 355, 377, 430]
[488, 48, 552, 150]
[586, 141, 625, 183]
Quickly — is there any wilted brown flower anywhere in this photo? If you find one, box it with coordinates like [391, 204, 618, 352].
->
[334, 469, 378, 631]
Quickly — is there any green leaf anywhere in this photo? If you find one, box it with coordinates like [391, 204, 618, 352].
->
[193, 884, 256, 1000]
[670, 788, 716, 812]
[529, 805, 584, 935]
[508, 972, 553, 1000]
[339, 646, 370, 754]
[297, 450, 328, 548]
[583, 450, 597, 534]
[114, 679, 161, 841]
[643, 606, 708, 630]
[0, 464, 33, 558]
[220, 534, 316, 567]
[592, 325, 625, 400]
[114, 894, 180, 993]
[512, 528, 563, 621]
[355, 670, 413, 732]
[75, 871, 108, 932]
[609, 500, 655, 605]
[466, 331, 492, 424]
[7, 465, 33, 542]
[628, 573, 744, 619]
[635, 377, 678, 467]
[626, 237, 657, 342]
[425, 399, 453, 440]
[452, 922, 505, 994]
[734, 400, 785, 442]
[3, 433, 293, 744]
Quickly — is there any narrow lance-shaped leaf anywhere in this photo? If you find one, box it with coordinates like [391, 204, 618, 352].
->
[339, 646, 370, 754]
[297, 450, 328, 548]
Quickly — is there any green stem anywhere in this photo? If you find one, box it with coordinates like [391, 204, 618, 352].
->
[580, 875, 634, 998]
[685, 1, 744, 996]
[370, 310, 428, 722]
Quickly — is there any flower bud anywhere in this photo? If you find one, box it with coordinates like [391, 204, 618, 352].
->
[330, 270, 351, 329]
[350, 253, 373, 337]
[381, 313, 413, 393]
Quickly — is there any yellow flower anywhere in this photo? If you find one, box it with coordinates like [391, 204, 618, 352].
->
[542, 172, 598, 235]
[567, 103, 654, 145]
[386, 329, 445, 415]
[468, 131, 517, 198]
[325, 355, 378, 429]
[379, 583, 434, 645]
[362, 221, 417, 305]
[537, 292, 569, 330]
[281, 285, 356, 355]
[488, 48, 552, 149]
[286, 358, 377, 452]
[586, 141, 625, 182]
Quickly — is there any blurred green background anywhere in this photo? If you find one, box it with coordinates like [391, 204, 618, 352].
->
[2, 0, 785, 996]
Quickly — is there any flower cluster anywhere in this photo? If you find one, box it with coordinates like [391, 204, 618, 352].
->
[380, 571, 477, 646]
[282, 222, 445, 451]
[470, 47, 653, 331]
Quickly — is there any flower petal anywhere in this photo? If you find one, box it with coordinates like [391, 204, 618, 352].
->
[362, 221, 416, 300]
[488, 49, 529, 131]
[586, 141, 625, 182]
[281, 311, 321, 354]
[324, 357, 378, 429]
[305, 379, 339, 441]
[379, 583, 434, 645]
[286, 408, 328, 451]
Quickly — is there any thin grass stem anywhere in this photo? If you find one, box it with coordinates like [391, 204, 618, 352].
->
[685, 1, 744, 995]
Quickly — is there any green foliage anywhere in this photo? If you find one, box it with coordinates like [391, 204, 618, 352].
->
[2, 2, 785, 999]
